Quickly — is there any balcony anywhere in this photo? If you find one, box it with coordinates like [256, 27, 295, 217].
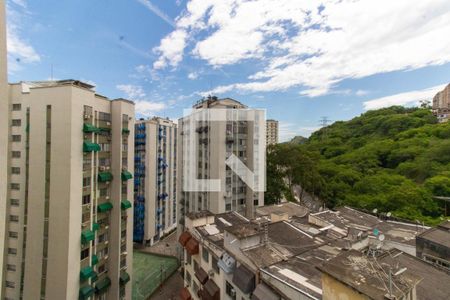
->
[83, 123, 100, 134]
[98, 172, 113, 183]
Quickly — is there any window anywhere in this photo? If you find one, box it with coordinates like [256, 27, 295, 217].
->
[98, 233, 108, 243]
[239, 199, 245, 205]
[11, 167, 20, 174]
[5, 281, 15, 288]
[8, 248, 17, 255]
[80, 248, 89, 260]
[98, 112, 111, 121]
[10, 199, 19, 206]
[9, 215, 19, 222]
[186, 253, 192, 265]
[12, 151, 21, 158]
[100, 188, 108, 197]
[12, 135, 21, 142]
[253, 199, 259, 206]
[82, 212, 90, 223]
[6, 264, 16, 272]
[202, 247, 209, 263]
[98, 247, 109, 259]
[12, 119, 21, 126]
[193, 281, 199, 294]
[82, 177, 91, 187]
[100, 143, 110, 152]
[98, 264, 106, 274]
[12, 103, 21, 111]
[11, 183, 20, 190]
[185, 271, 191, 286]
[9, 231, 18, 239]
[226, 281, 236, 300]
[212, 256, 219, 274]
[225, 203, 231, 211]
[193, 259, 199, 272]
[82, 194, 91, 205]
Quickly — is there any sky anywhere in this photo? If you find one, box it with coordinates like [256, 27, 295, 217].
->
[5, 0, 450, 141]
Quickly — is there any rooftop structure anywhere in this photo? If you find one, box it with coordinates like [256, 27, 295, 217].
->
[432, 83, 450, 123]
[416, 220, 450, 271]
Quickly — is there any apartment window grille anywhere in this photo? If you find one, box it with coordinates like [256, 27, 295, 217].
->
[12, 151, 21, 158]
[98, 264, 106, 274]
[212, 256, 219, 274]
[11, 167, 20, 174]
[82, 177, 91, 187]
[7, 264, 16, 272]
[10, 199, 19, 206]
[202, 247, 209, 263]
[9, 215, 19, 222]
[82, 194, 91, 205]
[12, 103, 21, 111]
[8, 248, 17, 255]
[98, 112, 111, 121]
[12, 135, 21, 142]
[185, 271, 191, 286]
[9, 231, 18, 239]
[12, 119, 21, 126]
[226, 281, 236, 300]
[98, 233, 108, 243]
[80, 248, 89, 260]
[5, 281, 15, 288]
[82, 212, 90, 223]
[100, 188, 108, 197]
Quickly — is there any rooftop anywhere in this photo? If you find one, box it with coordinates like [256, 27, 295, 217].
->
[185, 210, 215, 220]
[318, 250, 422, 300]
[417, 220, 450, 249]
[256, 202, 309, 219]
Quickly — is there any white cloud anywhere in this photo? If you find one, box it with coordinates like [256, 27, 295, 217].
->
[154, 0, 450, 96]
[6, 1, 40, 71]
[363, 84, 447, 110]
[279, 122, 320, 142]
[116, 84, 146, 99]
[134, 100, 167, 116]
[153, 29, 187, 69]
[187, 72, 198, 80]
[356, 90, 369, 97]
[136, 0, 176, 27]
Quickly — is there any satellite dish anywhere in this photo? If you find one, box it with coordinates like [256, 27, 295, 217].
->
[378, 234, 385, 241]
[373, 208, 378, 214]
[386, 212, 392, 217]
[373, 228, 379, 236]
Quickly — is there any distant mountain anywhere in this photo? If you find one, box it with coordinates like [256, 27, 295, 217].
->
[287, 135, 308, 144]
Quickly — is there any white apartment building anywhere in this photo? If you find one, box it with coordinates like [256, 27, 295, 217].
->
[266, 119, 278, 145]
[134, 117, 177, 246]
[177, 97, 265, 231]
[0, 79, 135, 300]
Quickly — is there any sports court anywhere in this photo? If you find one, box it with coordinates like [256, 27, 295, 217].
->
[132, 251, 179, 300]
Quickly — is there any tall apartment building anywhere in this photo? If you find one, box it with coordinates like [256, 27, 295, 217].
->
[265, 119, 278, 145]
[432, 83, 450, 123]
[134, 117, 177, 246]
[0, 79, 135, 300]
[177, 96, 265, 231]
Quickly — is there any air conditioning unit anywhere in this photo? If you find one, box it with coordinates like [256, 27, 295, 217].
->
[105, 225, 109, 229]
[230, 289, 236, 297]
[104, 255, 109, 260]
[105, 196, 110, 200]
[122, 251, 128, 255]
[105, 241, 109, 245]
[99, 166, 106, 171]
[106, 166, 110, 170]
[106, 122, 111, 126]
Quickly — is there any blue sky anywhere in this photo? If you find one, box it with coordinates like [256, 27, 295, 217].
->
[6, 0, 450, 141]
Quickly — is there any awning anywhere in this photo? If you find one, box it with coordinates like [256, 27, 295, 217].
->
[201, 279, 220, 300]
[81, 230, 95, 244]
[83, 123, 100, 133]
[121, 200, 132, 210]
[232, 264, 255, 294]
[185, 237, 199, 255]
[195, 267, 209, 285]
[251, 283, 280, 300]
[121, 170, 133, 181]
[91, 254, 99, 266]
[179, 287, 192, 300]
[79, 285, 95, 300]
[80, 266, 95, 281]
[179, 231, 192, 247]
[92, 223, 100, 231]
[122, 128, 130, 134]
[95, 277, 111, 293]
[98, 172, 113, 182]
[98, 127, 111, 132]
[83, 141, 100, 152]
[91, 271, 98, 283]
[97, 202, 113, 213]
[120, 271, 130, 285]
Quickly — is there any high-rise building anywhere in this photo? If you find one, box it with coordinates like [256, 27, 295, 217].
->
[134, 117, 177, 246]
[265, 119, 278, 145]
[177, 97, 265, 231]
[432, 83, 450, 123]
[0, 80, 134, 300]
[0, 0, 9, 294]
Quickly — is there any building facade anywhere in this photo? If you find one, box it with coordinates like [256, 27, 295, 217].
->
[266, 119, 278, 145]
[432, 84, 450, 123]
[0, 80, 134, 300]
[416, 220, 450, 272]
[177, 97, 265, 233]
[134, 117, 177, 246]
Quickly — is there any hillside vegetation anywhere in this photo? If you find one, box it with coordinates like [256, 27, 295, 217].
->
[266, 106, 450, 225]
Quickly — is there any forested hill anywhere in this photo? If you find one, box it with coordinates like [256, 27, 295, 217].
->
[267, 106, 450, 225]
